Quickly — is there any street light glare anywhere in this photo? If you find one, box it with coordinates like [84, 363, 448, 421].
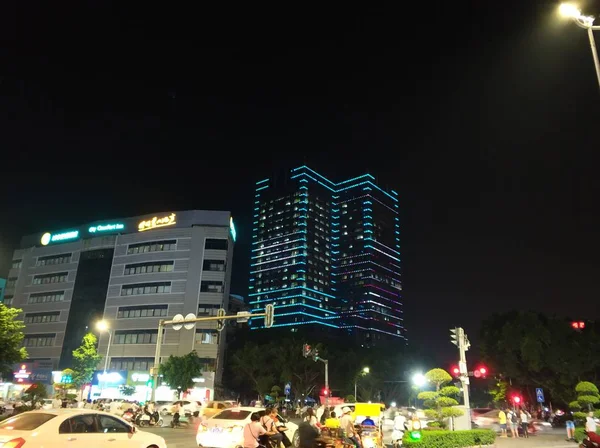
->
[412, 373, 426, 387]
[363, 367, 370, 374]
[559, 3, 581, 19]
[96, 320, 109, 331]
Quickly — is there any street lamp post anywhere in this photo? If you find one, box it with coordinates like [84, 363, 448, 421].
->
[559, 3, 600, 90]
[354, 367, 370, 401]
[96, 320, 112, 397]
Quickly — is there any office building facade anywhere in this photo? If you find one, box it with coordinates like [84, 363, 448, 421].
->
[6, 210, 236, 398]
[249, 166, 404, 344]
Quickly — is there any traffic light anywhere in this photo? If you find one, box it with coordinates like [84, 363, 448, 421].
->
[264, 304, 275, 328]
[473, 366, 487, 379]
[303, 344, 312, 358]
[321, 388, 329, 396]
[409, 419, 422, 441]
[450, 328, 460, 347]
[451, 365, 460, 377]
[512, 395, 522, 405]
[571, 321, 585, 330]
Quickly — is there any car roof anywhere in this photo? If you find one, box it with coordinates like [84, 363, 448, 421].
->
[18, 409, 125, 418]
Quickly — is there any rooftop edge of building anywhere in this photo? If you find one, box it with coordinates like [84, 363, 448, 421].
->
[19, 209, 236, 249]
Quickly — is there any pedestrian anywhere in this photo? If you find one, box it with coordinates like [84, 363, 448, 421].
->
[243, 412, 267, 448]
[340, 406, 359, 448]
[498, 408, 507, 438]
[520, 409, 529, 438]
[586, 412, 597, 433]
[565, 411, 575, 441]
[508, 409, 519, 438]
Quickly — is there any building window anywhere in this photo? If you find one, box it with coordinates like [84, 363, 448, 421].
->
[6, 277, 18, 288]
[23, 334, 56, 347]
[109, 357, 154, 371]
[33, 272, 68, 285]
[195, 329, 218, 344]
[28, 291, 65, 304]
[200, 281, 224, 293]
[127, 240, 176, 255]
[198, 304, 221, 316]
[120, 282, 171, 296]
[3, 295, 13, 306]
[204, 239, 228, 250]
[203, 260, 225, 271]
[198, 357, 217, 372]
[12, 260, 22, 269]
[117, 305, 168, 318]
[114, 330, 158, 344]
[124, 261, 174, 275]
[36, 253, 71, 266]
[24, 312, 60, 324]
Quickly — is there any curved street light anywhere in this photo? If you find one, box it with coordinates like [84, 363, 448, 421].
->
[559, 3, 600, 90]
[354, 367, 370, 401]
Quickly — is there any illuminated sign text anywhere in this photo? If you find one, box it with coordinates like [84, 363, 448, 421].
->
[89, 223, 125, 233]
[41, 230, 80, 246]
[230, 217, 237, 242]
[138, 213, 176, 232]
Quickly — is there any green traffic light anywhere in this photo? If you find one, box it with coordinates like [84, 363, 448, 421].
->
[409, 431, 422, 441]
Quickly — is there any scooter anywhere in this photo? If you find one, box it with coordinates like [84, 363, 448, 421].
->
[391, 428, 404, 448]
[580, 431, 600, 448]
[135, 411, 163, 427]
[170, 412, 191, 428]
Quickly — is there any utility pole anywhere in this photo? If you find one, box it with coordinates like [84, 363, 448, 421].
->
[149, 305, 275, 401]
[450, 327, 471, 429]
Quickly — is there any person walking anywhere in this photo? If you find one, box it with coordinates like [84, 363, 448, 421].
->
[508, 409, 519, 438]
[498, 408, 507, 438]
[520, 409, 529, 438]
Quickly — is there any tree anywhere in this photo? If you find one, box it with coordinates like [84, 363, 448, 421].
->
[0, 304, 28, 374]
[229, 342, 275, 398]
[417, 368, 464, 428]
[71, 332, 101, 398]
[345, 394, 356, 403]
[159, 351, 204, 398]
[120, 385, 136, 397]
[480, 311, 600, 405]
[488, 379, 508, 404]
[54, 368, 75, 397]
[570, 381, 599, 423]
[270, 385, 282, 402]
[22, 382, 48, 405]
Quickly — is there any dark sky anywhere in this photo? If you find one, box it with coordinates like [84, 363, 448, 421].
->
[1, 1, 599, 360]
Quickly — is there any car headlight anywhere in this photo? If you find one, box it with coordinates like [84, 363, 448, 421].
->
[227, 425, 243, 432]
[362, 437, 375, 448]
[198, 425, 208, 433]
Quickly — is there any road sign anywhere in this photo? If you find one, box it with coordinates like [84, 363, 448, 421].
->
[285, 383, 291, 395]
[172, 314, 184, 330]
[536, 388, 545, 403]
[184, 313, 197, 330]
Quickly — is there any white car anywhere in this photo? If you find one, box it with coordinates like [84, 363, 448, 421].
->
[159, 400, 201, 416]
[0, 409, 167, 448]
[197, 407, 299, 448]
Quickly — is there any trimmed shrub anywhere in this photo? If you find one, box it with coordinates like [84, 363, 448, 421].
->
[403, 429, 496, 448]
[575, 429, 599, 443]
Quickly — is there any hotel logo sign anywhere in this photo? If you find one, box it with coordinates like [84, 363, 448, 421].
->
[138, 213, 176, 232]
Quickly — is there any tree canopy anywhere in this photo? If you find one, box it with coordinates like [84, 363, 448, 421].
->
[159, 351, 205, 396]
[480, 311, 600, 405]
[71, 332, 101, 391]
[0, 304, 28, 374]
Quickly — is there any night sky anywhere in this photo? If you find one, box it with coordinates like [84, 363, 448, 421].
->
[1, 1, 599, 360]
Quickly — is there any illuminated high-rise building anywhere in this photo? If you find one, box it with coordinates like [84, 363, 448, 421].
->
[249, 166, 405, 345]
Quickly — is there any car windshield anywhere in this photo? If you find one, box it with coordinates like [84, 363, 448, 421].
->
[0, 413, 57, 430]
[214, 410, 251, 420]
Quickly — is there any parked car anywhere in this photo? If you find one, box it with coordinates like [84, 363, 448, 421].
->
[197, 407, 299, 448]
[199, 401, 235, 420]
[0, 408, 167, 448]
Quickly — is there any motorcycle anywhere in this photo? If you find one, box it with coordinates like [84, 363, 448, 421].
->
[135, 410, 163, 427]
[580, 430, 600, 448]
[391, 428, 404, 448]
[170, 411, 191, 428]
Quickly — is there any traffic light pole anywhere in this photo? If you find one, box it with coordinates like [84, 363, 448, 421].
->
[150, 307, 274, 402]
[451, 327, 471, 429]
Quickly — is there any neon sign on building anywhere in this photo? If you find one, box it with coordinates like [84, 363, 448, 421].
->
[89, 223, 125, 233]
[230, 217, 237, 242]
[138, 213, 177, 232]
[41, 230, 80, 246]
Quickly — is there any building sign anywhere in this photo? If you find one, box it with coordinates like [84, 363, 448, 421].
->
[41, 230, 80, 246]
[13, 364, 31, 383]
[230, 217, 237, 242]
[92, 370, 127, 386]
[138, 213, 176, 232]
[127, 371, 150, 385]
[89, 223, 125, 233]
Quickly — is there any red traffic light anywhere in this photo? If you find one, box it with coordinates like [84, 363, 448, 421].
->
[451, 366, 460, 376]
[512, 395, 522, 404]
[572, 321, 586, 329]
[473, 366, 488, 378]
[322, 388, 329, 396]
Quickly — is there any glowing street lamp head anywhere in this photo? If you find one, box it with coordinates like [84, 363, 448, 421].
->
[559, 3, 581, 18]
[412, 373, 426, 387]
[96, 320, 109, 332]
[363, 367, 370, 374]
